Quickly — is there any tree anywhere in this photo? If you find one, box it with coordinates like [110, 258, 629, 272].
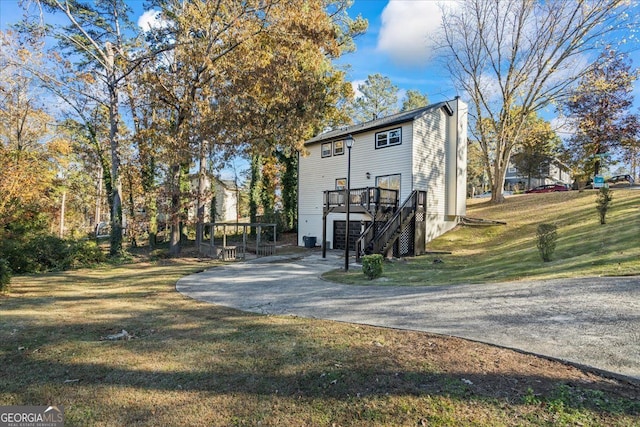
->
[400, 90, 429, 112]
[215, 0, 358, 235]
[466, 140, 486, 197]
[564, 49, 640, 178]
[441, 0, 637, 203]
[0, 31, 57, 230]
[28, 0, 146, 256]
[352, 73, 398, 123]
[511, 113, 562, 189]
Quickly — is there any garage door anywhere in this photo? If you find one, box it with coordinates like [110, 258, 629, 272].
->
[333, 220, 366, 250]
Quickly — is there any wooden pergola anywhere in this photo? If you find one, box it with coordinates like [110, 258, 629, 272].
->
[197, 222, 277, 260]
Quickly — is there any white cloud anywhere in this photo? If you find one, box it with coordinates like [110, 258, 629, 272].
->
[377, 0, 445, 66]
[351, 80, 366, 99]
[137, 10, 168, 32]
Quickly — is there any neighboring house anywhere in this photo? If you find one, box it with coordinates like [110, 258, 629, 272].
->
[298, 98, 468, 258]
[188, 175, 239, 223]
[504, 159, 572, 191]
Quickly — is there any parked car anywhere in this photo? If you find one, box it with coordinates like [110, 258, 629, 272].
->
[608, 174, 635, 185]
[525, 184, 569, 193]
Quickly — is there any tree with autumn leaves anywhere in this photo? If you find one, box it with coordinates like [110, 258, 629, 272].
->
[564, 49, 640, 180]
[2, 0, 365, 260]
[139, 0, 362, 255]
[441, 0, 638, 203]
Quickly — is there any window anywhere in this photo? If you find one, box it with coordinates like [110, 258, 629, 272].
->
[334, 140, 344, 155]
[321, 142, 332, 158]
[376, 174, 401, 191]
[335, 178, 347, 190]
[375, 128, 401, 149]
[376, 174, 401, 204]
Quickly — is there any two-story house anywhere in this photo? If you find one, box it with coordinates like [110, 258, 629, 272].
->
[298, 98, 468, 258]
[504, 159, 572, 191]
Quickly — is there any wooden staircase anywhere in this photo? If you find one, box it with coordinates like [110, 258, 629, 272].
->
[355, 190, 426, 261]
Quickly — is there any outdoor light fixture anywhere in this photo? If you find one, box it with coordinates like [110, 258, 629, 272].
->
[366, 172, 371, 179]
[344, 134, 354, 271]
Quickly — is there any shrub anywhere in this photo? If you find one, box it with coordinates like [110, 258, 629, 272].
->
[362, 254, 384, 280]
[536, 223, 558, 262]
[595, 187, 613, 225]
[0, 258, 11, 292]
[0, 233, 106, 273]
[70, 240, 106, 267]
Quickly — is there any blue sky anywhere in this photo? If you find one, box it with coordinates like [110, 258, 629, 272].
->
[0, 0, 457, 103]
[335, 1, 458, 103]
[2, 0, 639, 131]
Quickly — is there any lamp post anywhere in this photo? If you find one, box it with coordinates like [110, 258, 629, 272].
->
[344, 134, 354, 271]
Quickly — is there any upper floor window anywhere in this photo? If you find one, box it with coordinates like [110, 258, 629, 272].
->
[376, 128, 401, 149]
[334, 140, 344, 155]
[321, 142, 332, 158]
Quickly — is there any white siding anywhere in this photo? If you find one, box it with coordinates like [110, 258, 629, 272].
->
[411, 100, 467, 243]
[298, 123, 414, 247]
[455, 100, 468, 216]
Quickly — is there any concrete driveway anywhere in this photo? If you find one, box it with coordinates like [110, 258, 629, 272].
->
[177, 252, 640, 381]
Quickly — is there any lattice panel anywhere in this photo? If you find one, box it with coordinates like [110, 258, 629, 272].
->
[398, 221, 414, 257]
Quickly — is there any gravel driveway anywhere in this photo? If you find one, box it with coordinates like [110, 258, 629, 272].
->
[177, 253, 640, 380]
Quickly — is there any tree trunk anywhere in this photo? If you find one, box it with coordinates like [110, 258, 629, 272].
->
[196, 139, 208, 248]
[107, 44, 123, 257]
[169, 163, 181, 256]
[59, 191, 66, 238]
[490, 155, 509, 204]
[249, 154, 261, 236]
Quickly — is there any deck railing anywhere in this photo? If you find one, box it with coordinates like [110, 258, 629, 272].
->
[324, 187, 398, 211]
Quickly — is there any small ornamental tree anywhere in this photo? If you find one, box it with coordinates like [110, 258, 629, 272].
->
[596, 187, 614, 225]
[536, 224, 558, 262]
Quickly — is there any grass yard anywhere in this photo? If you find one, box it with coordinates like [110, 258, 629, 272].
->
[1, 189, 639, 425]
[325, 188, 640, 286]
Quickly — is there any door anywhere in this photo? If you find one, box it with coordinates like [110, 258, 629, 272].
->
[333, 220, 365, 250]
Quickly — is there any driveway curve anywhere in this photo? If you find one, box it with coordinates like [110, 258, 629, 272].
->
[177, 253, 640, 381]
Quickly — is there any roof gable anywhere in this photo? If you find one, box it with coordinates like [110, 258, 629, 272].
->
[305, 100, 455, 146]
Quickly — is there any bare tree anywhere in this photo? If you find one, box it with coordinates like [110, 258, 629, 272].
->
[29, 0, 144, 255]
[441, 0, 636, 203]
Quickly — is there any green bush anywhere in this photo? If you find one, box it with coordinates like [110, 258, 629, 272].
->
[0, 258, 11, 292]
[0, 233, 106, 273]
[362, 254, 384, 280]
[536, 223, 558, 262]
[596, 187, 613, 225]
[70, 240, 106, 267]
[27, 235, 72, 271]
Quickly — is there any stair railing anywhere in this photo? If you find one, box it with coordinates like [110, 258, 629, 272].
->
[356, 190, 418, 260]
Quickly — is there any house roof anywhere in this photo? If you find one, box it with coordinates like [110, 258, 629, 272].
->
[305, 100, 456, 146]
[218, 179, 238, 190]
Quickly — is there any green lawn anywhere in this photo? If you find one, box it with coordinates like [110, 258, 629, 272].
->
[325, 188, 640, 286]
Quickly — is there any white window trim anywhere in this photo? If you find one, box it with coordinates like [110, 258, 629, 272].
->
[321, 142, 332, 158]
[375, 127, 402, 149]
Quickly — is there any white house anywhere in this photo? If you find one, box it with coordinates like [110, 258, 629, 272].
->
[298, 98, 468, 257]
[504, 158, 572, 191]
[188, 175, 239, 223]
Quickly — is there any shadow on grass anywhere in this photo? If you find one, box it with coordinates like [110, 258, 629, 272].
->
[2, 258, 639, 425]
[2, 302, 638, 417]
